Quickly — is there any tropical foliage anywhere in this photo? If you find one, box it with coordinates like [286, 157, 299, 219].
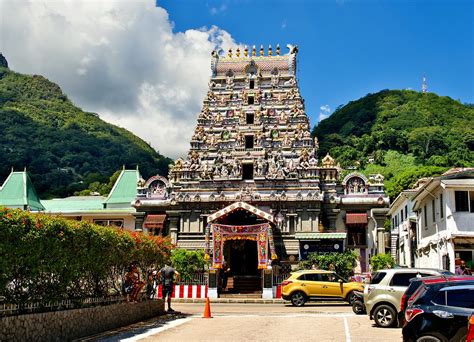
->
[299, 250, 358, 279]
[313, 90, 474, 198]
[170, 249, 207, 282]
[370, 253, 395, 271]
[0, 208, 173, 305]
[0, 66, 172, 198]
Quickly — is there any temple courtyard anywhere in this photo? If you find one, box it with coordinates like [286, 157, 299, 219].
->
[93, 303, 401, 341]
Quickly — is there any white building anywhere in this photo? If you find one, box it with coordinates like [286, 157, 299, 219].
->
[411, 168, 474, 273]
[388, 189, 417, 267]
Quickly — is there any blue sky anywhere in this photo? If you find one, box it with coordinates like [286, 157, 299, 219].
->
[159, 0, 474, 125]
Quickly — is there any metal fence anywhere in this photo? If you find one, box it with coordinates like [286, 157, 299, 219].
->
[176, 272, 208, 285]
[0, 295, 124, 317]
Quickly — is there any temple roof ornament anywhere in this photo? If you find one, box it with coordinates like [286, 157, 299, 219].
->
[321, 153, 336, 168]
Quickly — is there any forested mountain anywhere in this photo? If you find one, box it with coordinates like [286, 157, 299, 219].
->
[312, 90, 474, 198]
[0, 63, 172, 198]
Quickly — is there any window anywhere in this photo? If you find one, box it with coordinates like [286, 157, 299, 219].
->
[433, 288, 474, 308]
[246, 113, 254, 124]
[248, 96, 254, 105]
[471, 191, 474, 213]
[249, 80, 255, 89]
[405, 205, 408, 219]
[370, 272, 386, 285]
[299, 273, 320, 281]
[455, 191, 469, 212]
[424, 205, 427, 228]
[390, 273, 419, 287]
[242, 163, 253, 180]
[93, 219, 124, 228]
[440, 194, 444, 219]
[432, 199, 436, 222]
[320, 273, 339, 282]
[245, 135, 254, 149]
[400, 209, 404, 223]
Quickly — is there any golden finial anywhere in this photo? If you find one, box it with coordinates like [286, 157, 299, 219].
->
[236, 47, 240, 58]
[268, 45, 273, 56]
[228, 48, 232, 58]
[276, 44, 280, 55]
[259, 44, 264, 56]
[252, 45, 256, 56]
[244, 46, 248, 57]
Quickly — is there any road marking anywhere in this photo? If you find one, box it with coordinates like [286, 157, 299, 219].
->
[120, 317, 193, 342]
[188, 313, 355, 318]
[343, 317, 351, 342]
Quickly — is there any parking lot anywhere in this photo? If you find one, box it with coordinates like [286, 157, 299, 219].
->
[101, 303, 402, 342]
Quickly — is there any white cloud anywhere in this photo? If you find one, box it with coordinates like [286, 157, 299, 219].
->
[209, 3, 227, 16]
[1, 0, 238, 159]
[319, 104, 331, 122]
[281, 19, 287, 29]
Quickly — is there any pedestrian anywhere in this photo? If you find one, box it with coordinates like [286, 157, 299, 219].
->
[122, 265, 135, 302]
[129, 263, 146, 302]
[160, 264, 180, 312]
[146, 270, 157, 299]
[456, 260, 472, 275]
[220, 259, 231, 290]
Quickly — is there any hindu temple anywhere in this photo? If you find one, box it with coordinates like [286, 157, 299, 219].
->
[133, 44, 389, 297]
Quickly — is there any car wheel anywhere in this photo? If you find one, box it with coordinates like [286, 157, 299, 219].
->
[352, 300, 366, 315]
[290, 291, 306, 307]
[373, 304, 397, 328]
[415, 335, 446, 342]
[346, 290, 356, 304]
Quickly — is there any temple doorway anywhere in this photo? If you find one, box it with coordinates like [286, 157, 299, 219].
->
[228, 240, 258, 276]
[223, 239, 261, 294]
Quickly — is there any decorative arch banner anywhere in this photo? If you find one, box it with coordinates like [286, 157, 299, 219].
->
[209, 223, 277, 269]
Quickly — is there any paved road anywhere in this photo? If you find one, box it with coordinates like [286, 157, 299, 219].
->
[97, 303, 402, 342]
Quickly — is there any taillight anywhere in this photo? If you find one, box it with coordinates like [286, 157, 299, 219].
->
[405, 308, 424, 323]
[467, 314, 474, 342]
[281, 280, 293, 287]
[400, 294, 407, 311]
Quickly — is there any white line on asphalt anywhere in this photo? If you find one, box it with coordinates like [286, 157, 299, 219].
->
[120, 317, 193, 342]
[188, 313, 355, 318]
[343, 317, 351, 342]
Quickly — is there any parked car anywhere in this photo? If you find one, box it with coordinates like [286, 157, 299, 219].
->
[402, 280, 474, 342]
[399, 275, 474, 326]
[364, 268, 453, 328]
[281, 270, 364, 307]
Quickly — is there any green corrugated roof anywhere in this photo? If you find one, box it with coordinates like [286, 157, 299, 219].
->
[0, 171, 44, 211]
[295, 232, 347, 239]
[42, 196, 105, 213]
[104, 169, 140, 206]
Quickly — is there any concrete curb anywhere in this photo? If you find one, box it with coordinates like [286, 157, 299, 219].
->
[172, 298, 349, 304]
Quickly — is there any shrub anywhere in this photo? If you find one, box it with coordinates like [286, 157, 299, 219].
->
[170, 249, 207, 282]
[299, 250, 358, 279]
[370, 253, 395, 271]
[0, 208, 173, 305]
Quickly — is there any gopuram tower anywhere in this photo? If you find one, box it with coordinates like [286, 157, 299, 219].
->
[134, 45, 389, 297]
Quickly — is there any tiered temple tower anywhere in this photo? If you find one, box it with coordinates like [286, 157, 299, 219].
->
[134, 45, 389, 295]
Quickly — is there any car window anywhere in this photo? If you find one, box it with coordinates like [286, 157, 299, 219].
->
[445, 289, 474, 308]
[299, 273, 320, 281]
[390, 273, 419, 287]
[320, 273, 338, 282]
[370, 272, 386, 284]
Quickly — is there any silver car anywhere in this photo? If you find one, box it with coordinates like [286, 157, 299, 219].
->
[363, 268, 452, 328]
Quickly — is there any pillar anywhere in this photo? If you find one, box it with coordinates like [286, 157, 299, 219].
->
[168, 215, 179, 245]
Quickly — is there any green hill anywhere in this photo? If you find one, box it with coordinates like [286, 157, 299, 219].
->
[312, 89, 474, 197]
[0, 64, 172, 198]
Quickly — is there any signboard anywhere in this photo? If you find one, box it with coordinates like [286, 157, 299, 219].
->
[299, 239, 344, 260]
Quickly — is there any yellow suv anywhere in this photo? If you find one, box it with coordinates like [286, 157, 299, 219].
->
[281, 270, 364, 306]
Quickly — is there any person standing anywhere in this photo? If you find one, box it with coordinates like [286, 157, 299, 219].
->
[160, 264, 180, 312]
[456, 260, 472, 275]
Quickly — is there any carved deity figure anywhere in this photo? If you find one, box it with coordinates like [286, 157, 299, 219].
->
[299, 150, 310, 169]
[226, 74, 234, 89]
[189, 151, 201, 170]
[271, 73, 279, 88]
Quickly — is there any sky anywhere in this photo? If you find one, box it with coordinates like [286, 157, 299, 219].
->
[1, 0, 473, 159]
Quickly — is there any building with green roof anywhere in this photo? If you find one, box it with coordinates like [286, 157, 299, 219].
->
[0, 168, 141, 230]
[0, 170, 44, 211]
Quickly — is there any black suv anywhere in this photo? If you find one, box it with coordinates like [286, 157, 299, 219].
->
[402, 279, 474, 342]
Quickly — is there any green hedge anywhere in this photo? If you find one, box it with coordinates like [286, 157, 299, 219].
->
[0, 208, 172, 304]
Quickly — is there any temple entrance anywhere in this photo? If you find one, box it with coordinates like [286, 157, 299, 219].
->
[206, 202, 277, 296]
[223, 239, 261, 294]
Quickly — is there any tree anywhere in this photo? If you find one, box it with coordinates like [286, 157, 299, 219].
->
[170, 249, 207, 282]
[370, 253, 395, 271]
[299, 250, 358, 279]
